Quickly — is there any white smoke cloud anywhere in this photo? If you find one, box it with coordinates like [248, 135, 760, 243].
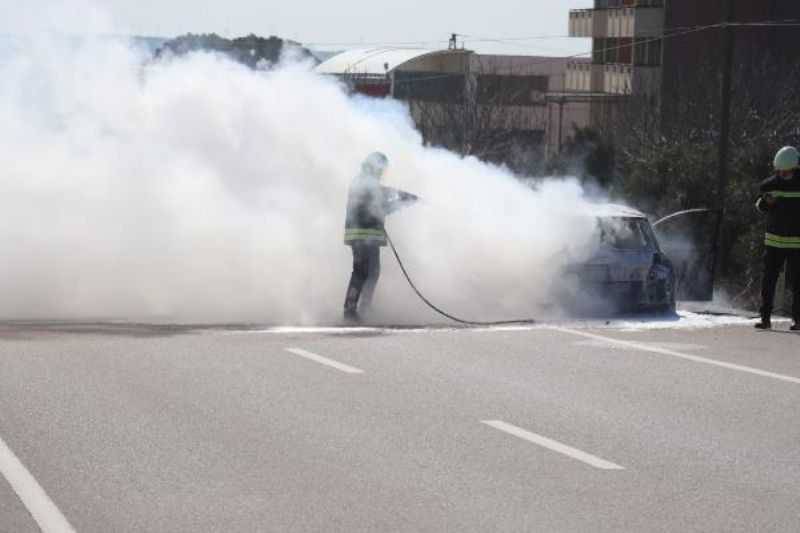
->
[0, 28, 601, 324]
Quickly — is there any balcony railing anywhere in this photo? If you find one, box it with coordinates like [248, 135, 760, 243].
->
[569, 5, 664, 38]
[603, 63, 661, 95]
[565, 62, 604, 93]
[595, 0, 663, 7]
[608, 7, 663, 37]
[564, 63, 661, 96]
[603, 63, 633, 95]
[569, 9, 607, 38]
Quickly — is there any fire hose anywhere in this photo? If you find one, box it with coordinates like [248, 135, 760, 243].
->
[385, 231, 536, 326]
[383, 207, 719, 326]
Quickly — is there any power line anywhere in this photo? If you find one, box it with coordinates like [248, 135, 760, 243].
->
[303, 38, 450, 47]
[467, 24, 722, 58]
[459, 35, 580, 55]
[305, 33, 578, 48]
[268, 17, 800, 49]
[330, 24, 725, 87]
[322, 19, 800, 86]
[725, 21, 800, 27]
[307, 22, 763, 50]
[457, 23, 724, 70]
[460, 34, 573, 42]
[338, 27, 717, 86]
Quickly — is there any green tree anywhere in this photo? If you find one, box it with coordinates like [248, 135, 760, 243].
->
[547, 126, 615, 187]
[155, 33, 317, 69]
[609, 55, 800, 304]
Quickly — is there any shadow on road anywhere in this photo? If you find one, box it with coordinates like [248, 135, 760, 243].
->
[0, 322, 214, 339]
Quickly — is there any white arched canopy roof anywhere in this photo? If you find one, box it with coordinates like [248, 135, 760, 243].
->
[315, 48, 450, 76]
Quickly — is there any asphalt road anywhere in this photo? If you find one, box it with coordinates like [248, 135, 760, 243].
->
[0, 316, 798, 532]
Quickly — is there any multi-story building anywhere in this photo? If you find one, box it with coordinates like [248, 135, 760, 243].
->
[567, 0, 800, 122]
[567, 0, 665, 97]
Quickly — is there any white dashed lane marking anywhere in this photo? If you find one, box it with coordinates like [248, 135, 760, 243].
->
[553, 327, 800, 385]
[482, 420, 624, 470]
[0, 434, 76, 533]
[285, 347, 364, 374]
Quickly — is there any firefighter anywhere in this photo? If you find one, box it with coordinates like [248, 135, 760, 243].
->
[343, 152, 419, 322]
[755, 146, 800, 331]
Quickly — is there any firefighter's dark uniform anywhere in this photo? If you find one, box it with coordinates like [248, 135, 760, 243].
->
[343, 174, 417, 319]
[756, 170, 800, 326]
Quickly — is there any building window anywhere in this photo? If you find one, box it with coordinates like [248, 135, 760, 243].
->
[633, 38, 662, 66]
[593, 38, 606, 64]
[477, 75, 548, 106]
[393, 72, 466, 103]
[594, 38, 636, 65]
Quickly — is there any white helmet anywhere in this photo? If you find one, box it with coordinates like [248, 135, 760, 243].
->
[773, 146, 799, 171]
[362, 151, 389, 177]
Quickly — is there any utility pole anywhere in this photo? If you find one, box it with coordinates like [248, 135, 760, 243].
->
[712, 0, 735, 289]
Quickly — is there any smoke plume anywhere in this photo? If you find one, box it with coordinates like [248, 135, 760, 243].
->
[0, 25, 600, 324]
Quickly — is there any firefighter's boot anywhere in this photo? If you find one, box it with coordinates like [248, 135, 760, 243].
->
[755, 315, 772, 330]
[343, 288, 361, 323]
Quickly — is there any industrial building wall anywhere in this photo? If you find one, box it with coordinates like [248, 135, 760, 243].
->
[330, 50, 591, 165]
[473, 55, 592, 157]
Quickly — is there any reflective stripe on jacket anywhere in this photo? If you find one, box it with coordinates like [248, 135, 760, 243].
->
[757, 172, 800, 249]
[344, 176, 388, 246]
[343, 174, 417, 246]
[765, 233, 800, 249]
[344, 227, 386, 244]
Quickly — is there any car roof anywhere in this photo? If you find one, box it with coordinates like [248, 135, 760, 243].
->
[584, 203, 648, 219]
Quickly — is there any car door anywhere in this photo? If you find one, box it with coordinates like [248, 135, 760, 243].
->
[652, 208, 721, 302]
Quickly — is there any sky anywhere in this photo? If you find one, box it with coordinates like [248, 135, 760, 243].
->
[0, 0, 594, 56]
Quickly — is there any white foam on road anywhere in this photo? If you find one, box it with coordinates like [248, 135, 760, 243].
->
[0, 435, 76, 533]
[268, 326, 435, 335]
[285, 347, 364, 374]
[559, 311, 765, 332]
[223, 325, 471, 336]
[553, 327, 800, 386]
[482, 420, 624, 470]
[228, 311, 772, 335]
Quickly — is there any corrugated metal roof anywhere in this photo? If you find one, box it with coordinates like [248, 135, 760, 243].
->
[315, 47, 447, 76]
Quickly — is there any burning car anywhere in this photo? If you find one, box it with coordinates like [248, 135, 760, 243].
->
[560, 205, 676, 314]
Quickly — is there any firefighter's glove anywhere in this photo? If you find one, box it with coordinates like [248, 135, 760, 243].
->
[401, 192, 420, 204]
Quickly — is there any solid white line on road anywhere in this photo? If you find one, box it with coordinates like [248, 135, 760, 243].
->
[285, 347, 364, 374]
[552, 327, 800, 386]
[482, 420, 624, 470]
[0, 435, 76, 533]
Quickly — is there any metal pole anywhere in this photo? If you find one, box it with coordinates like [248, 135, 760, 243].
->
[711, 0, 735, 288]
